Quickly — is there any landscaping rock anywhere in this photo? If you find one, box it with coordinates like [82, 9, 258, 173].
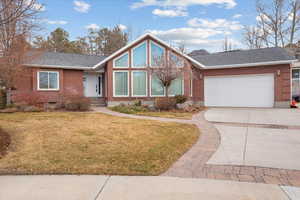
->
[176, 101, 193, 110]
[23, 106, 42, 112]
[0, 107, 18, 113]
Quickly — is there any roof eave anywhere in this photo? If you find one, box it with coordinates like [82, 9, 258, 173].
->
[23, 64, 94, 70]
[203, 59, 297, 70]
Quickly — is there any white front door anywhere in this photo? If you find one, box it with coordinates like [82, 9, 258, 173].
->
[204, 74, 274, 108]
[84, 73, 102, 97]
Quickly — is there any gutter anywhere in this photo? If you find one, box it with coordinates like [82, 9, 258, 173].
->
[203, 59, 298, 70]
[23, 64, 94, 70]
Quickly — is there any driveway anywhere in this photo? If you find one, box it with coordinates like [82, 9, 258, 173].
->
[205, 108, 300, 170]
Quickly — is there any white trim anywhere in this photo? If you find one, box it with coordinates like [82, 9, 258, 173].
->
[113, 71, 129, 97]
[149, 40, 166, 68]
[168, 77, 184, 97]
[206, 60, 297, 69]
[113, 51, 129, 68]
[131, 71, 148, 97]
[150, 74, 166, 97]
[37, 71, 60, 91]
[93, 33, 206, 69]
[25, 64, 93, 70]
[131, 41, 148, 68]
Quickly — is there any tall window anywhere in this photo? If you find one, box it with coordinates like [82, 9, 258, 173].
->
[113, 52, 129, 68]
[38, 71, 59, 90]
[170, 52, 184, 67]
[132, 71, 147, 96]
[132, 42, 147, 68]
[114, 71, 129, 97]
[151, 75, 165, 96]
[292, 69, 300, 100]
[169, 77, 183, 96]
[150, 41, 165, 67]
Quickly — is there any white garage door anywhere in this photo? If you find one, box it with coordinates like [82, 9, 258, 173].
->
[204, 74, 274, 108]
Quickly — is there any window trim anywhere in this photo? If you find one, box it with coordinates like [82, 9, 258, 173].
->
[113, 52, 129, 68]
[149, 40, 166, 67]
[292, 68, 300, 81]
[168, 77, 184, 97]
[150, 74, 166, 97]
[131, 41, 148, 68]
[113, 70, 130, 97]
[37, 71, 60, 91]
[131, 71, 148, 97]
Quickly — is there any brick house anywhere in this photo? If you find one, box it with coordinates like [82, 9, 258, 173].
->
[14, 33, 297, 108]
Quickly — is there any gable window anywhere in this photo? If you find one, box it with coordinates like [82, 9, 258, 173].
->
[150, 41, 165, 67]
[132, 71, 147, 96]
[151, 75, 165, 96]
[113, 71, 129, 97]
[169, 77, 183, 96]
[170, 52, 184, 67]
[113, 52, 129, 68]
[38, 71, 59, 90]
[132, 41, 147, 68]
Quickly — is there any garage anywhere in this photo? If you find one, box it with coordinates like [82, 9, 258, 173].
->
[204, 74, 275, 108]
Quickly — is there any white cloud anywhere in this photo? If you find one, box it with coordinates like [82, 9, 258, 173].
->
[46, 20, 68, 25]
[25, 0, 45, 11]
[85, 23, 100, 30]
[152, 8, 188, 17]
[256, 14, 270, 22]
[187, 18, 243, 31]
[131, 0, 237, 9]
[74, 0, 90, 13]
[232, 14, 242, 19]
[148, 27, 241, 51]
[118, 24, 127, 31]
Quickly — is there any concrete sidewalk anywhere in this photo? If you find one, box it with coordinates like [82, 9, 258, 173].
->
[0, 175, 299, 200]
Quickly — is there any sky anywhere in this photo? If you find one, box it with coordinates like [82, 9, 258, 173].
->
[36, 0, 258, 53]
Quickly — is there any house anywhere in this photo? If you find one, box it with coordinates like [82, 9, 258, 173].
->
[13, 33, 296, 108]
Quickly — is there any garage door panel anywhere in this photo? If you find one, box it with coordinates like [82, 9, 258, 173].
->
[204, 74, 274, 108]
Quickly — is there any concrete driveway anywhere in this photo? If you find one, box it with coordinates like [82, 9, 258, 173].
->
[205, 108, 300, 170]
[205, 108, 300, 126]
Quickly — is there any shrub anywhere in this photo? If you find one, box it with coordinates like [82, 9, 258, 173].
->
[111, 105, 149, 114]
[13, 92, 42, 106]
[133, 99, 142, 106]
[174, 95, 188, 104]
[0, 90, 6, 109]
[154, 97, 176, 111]
[64, 96, 91, 111]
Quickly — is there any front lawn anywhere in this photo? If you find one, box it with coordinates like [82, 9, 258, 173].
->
[0, 112, 199, 175]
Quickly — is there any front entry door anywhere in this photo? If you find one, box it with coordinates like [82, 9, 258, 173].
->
[84, 74, 102, 97]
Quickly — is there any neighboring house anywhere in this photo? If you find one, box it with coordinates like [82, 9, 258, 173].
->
[13, 33, 296, 108]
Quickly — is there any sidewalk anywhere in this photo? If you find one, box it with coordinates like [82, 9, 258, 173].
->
[0, 175, 299, 200]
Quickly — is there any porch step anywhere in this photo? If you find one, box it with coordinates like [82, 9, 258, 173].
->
[88, 97, 106, 107]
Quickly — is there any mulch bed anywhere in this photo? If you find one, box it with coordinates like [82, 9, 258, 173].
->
[0, 128, 10, 158]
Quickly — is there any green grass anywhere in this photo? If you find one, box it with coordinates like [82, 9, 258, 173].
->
[0, 112, 199, 175]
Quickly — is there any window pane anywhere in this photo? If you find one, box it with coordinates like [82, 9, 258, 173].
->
[49, 72, 58, 89]
[151, 41, 165, 66]
[132, 42, 147, 67]
[132, 71, 147, 96]
[292, 69, 300, 79]
[170, 52, 184, 67]
[114, 72, 128, 96]
[169, 77, 183, 96]
[114, 53, 129, 68]
[151, 75, 164, 96]
[39, 72, 48, 89]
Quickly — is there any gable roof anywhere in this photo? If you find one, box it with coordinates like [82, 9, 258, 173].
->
[190, 47, 296, 69]
[24, 52, 106, 70]
[92, 33, 206, 69]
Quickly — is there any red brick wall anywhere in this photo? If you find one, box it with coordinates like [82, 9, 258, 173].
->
[12, 67, 84, 103]
[191, 64, 291, 103]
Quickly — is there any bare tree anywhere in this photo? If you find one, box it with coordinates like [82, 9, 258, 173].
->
[0, 0, 42, 104]
[243, 26, 264, 49]
[289, 0, 300, 44]
[149, 54, 185, 98]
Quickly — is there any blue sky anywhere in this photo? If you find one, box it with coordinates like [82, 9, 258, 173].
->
[37, 0, 258, 53]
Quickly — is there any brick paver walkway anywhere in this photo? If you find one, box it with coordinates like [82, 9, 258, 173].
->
[94, 107, 300, 186]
